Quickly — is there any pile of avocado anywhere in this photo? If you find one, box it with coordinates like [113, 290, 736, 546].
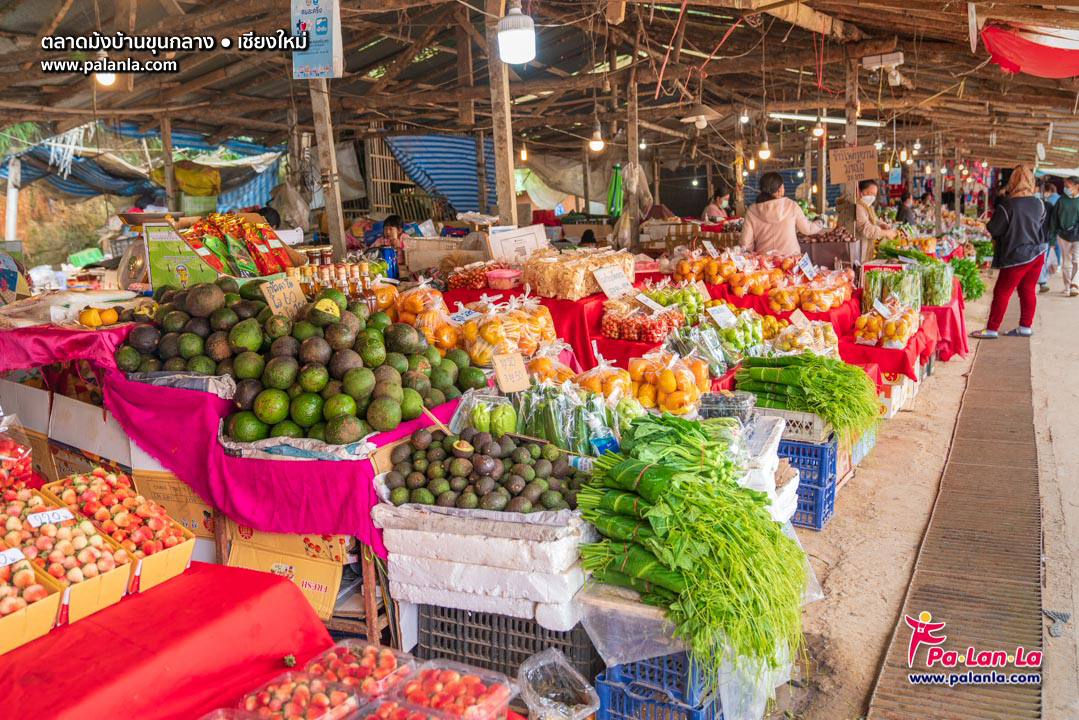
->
[113, 278, 489, 444]
[384, 426, 586, 513]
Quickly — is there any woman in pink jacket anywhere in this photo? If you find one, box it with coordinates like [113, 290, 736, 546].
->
[740, 172, 822, 254]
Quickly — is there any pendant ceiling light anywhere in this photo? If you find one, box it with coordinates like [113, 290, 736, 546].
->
[758, 139, 771, 160]
[497, 0, 536, 65]
[519, 144, 527, 162]
[680, 103, 721, 129]
[874, 138, 884, 151]
[95, 50, 115, 87]
[588, 121, 605, 152]
[748, 157, 756, 171]
[914, 138, 922, 150]
[739, 110, 750, 124]
[812, 121, 825, 138]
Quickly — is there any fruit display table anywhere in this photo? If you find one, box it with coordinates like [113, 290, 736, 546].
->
[705, 283, 863, 335]
[920, 278, 968, 362]
[838, 313, 940, 381]
[0, 562, 332, 720]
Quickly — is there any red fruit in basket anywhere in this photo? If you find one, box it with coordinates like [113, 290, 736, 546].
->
[0, 595, 26, 615]
[22, 584, 48, 603]
[65, 567, 83, 584]
[11, 567, 34, 588]
[93, 507, 110, 523]
[46, 562, 63, 578]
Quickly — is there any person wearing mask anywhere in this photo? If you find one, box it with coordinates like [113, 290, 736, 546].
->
[855, 179, 897, 262]
[895, 191, 916, 225]
[701, 188, 731, 222]
[1042, 180, 1060, 206]
[1050, 176, 1079, 296]
[971, 165, 1047, 338]
[1038, 181, 1062, 292]
[740, 172, 821, 255]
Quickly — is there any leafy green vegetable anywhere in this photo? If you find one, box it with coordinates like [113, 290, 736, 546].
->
[950, 257, 986, 301]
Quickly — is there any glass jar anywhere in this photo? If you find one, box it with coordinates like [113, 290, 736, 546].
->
[319, 245, 334, 266]
[304, 247, 321, 266]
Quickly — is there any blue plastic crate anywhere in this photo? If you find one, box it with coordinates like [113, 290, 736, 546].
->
[777, 436, 838, 488]
[791, 471, 836, 530]
[607, 653, 707, 706]
[596, 674, 722, 720]
[851, 427, 877, 467]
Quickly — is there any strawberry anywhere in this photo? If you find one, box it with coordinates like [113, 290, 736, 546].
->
[0, 556, 53, 614]
[239, 672, 357, 720]
[304, 643, 412, 698]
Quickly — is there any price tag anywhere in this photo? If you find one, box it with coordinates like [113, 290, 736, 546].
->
[492, 353, 530, 393]
[449, 308, 481, 324]
[732, 254, 748, 271]
[707, 304, 737, 329]
[0, 547, 24, 567]
[872, 298, 895, 319]
[702, 240, 718, 258]
[789, 309, 811, 327]
[259, 276, 307, 319]
[592, 265, 634, 299]
[636, 293, 665, 314]
[695, 280, 710, 298]
[27, 507, 74, 528]
[897, 255, 919, 265]
[797, 253, 818, 280]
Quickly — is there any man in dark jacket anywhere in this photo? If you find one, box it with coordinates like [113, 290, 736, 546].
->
[1050, 176, 1079, 296]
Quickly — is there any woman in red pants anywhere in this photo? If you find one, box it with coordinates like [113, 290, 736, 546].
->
[972, 165, 1048, 339]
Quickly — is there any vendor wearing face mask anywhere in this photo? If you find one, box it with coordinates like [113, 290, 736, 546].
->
[702, 188, 731, 222]
[856, 179, 897, 262]
[1050, 176, 1079, 296]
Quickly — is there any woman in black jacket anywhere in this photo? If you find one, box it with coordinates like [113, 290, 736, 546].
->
[971, 165, 1048, 338]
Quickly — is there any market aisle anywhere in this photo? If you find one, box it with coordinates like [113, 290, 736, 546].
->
[867, 307, 1044, 718]
[1029, 291, 1079, 719]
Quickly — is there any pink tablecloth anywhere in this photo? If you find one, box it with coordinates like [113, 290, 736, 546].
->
[0, 323, 463, 558]
[921, 277, 968, 362]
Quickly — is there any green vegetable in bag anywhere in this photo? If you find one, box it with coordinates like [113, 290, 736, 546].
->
[469, 403, 491, 433]
[490, 404, 517, 439]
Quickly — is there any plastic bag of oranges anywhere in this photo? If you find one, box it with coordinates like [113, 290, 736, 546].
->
[526, 341, 577, 384]
[767, 279, 801, 313]
[627, 349, 703, 415]
[573, 360, 632, 402]
[395, 280, 448, 326]
[462, 307, 518, 367]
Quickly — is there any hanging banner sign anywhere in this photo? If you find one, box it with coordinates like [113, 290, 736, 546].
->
[292, 0, 343, 79]
[828, 145, 878, 184]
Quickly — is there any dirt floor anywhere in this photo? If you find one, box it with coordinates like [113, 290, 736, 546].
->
[770, 277, 1079, 719]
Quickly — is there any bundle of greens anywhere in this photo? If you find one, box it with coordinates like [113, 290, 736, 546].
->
[920, 261, 954, 306]
[876, 240, 931, 263]
[735, 354, 878, 444]
[949, 257, 985, 301]
[579, 456, 806, 687]
[618, 413, 743, 482]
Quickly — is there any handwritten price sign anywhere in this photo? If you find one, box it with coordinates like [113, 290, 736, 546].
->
[702, 240, 718, 258]
[707, 304, 737, 329]
[592, 265, 633, 299]
[259, 276, 307, 319]
[0, 547, 25, 567]
[27, 507, 74, 528]
[492, 353, 530, 393]
[797, 253, 818, 280]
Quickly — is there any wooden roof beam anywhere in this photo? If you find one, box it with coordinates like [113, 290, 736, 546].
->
[627, 1, 861, 40]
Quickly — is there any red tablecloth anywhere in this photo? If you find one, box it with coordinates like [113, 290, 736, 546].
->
[837, 313, 940, 380]
[921, 278, 968, 362]
[711, 364, 738, 391]
[707, 284, 862, 334]
[0, 562, 332, 720]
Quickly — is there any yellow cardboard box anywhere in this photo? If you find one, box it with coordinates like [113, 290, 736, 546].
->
[227, 542, 343, 620]
[131, 468, 215, 540]
[226, 521, 350, 563]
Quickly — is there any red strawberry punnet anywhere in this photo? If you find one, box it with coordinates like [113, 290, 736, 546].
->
[2, 487, 130, 585]
[304, 642, 414, 697]
[52, 467, 187, 559]
[238, 672, 358, 720]
[397, 663, 516, 720]
[0, 555, 53, 615]
[357, 699, 449, 720]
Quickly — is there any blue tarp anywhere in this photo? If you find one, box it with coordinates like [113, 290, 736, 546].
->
[0, 122, 282, 205]
[384, 134, 497, 214]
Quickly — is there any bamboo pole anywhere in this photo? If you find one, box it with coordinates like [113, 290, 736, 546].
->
[160, 116, 177, 213]
[309, 78, 347, 261]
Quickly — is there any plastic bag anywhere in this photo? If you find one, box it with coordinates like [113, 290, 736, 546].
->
[625, 349, 702, 415]
[396, 279, 448, 324]
[767, 279, 800, 313]
[769, 321, 839, 358]
[527, 341, 577, 384]
[0, 414, 34, 489]
[664, 325, 727, 379]
[518, 649, 599, 720]
[573, 360, 631, 403]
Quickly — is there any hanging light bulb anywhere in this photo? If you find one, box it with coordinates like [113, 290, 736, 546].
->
[691, 179, 699, 187]
[925, 163, 933, 174]
[519, 144, 527, 162]
[905, 157, 913, 166]
[961, 167, 969, 176]
[748, 157, 756, 171]
[874, 138, 884, 151]
[797, 168, 805, 178]
[739, 110, 750, 124]
[94, 50, 115, 87]
[496, 0, 536, 64]
[811, 183, 818, 194]
[639, 140, 647, 150]
[883, 161, 891, 173]
[758, 139, 771, 160]
[958, 163, 965, 171]
[812, 121, 824, 138]
[900, 147, 908, 163]
[742, 170, 749, 178]
[914, 138, 922, 151]
[587, 121, 605, 152]
[694, 117, 708, 130]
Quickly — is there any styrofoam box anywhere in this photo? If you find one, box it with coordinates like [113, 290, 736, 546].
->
[382, 527, 582, 575]
[0, 379, 50, 434]
[47, 394, 132, 468]
[387, 555, 585, 604]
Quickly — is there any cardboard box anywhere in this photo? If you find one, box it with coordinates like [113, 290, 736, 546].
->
[47, 394, 132, 475]
[0, 554, 65, 654]
[130, 444, 215, 540]
[227, 542, 344, 620]
[226, 521, 350, 563]
[561, 222, 613, 241]
[402, 236, 487, 273]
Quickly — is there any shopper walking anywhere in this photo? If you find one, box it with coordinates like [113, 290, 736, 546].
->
[1038, 180, 1061, 293]
[740, 172, 822, 255]
[971, 165, 1048, 338]
[1049, 176, 1079, 296]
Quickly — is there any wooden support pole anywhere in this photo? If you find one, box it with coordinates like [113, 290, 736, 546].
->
[113, 0, 136, 93]
[475, 131, 488, 214]
[287, 106, 302, 188]
[734, 137, 745, 216]
[706, 163, 713, 202]
[844, 59, 859, 200]
[456, 22, 474, 125]
[5, 157, 19, 246]
[485, 0, 517, 225]
[817, 133, 828, 214]
[582, 146, 591, 216]
[309, 78, 347, 261]
[934, 135, 943, 235]
[626, 73, 639, 250]
[360, 545, 380, 642]
[652, 154, 660, 208]
[160, 116, 177, 213]
[608, 46, 619, 137]
[953, 146, 962, 218]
